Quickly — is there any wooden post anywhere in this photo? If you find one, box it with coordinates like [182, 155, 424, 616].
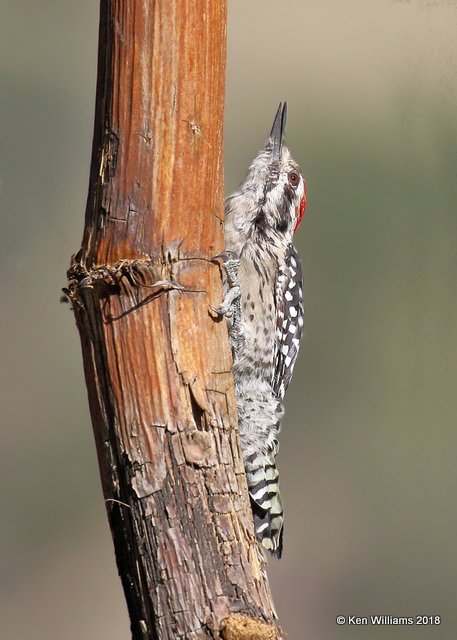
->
[66, 2, 282, 638]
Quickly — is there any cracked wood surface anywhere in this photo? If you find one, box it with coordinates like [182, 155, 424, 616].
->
[68, 2, 283, 639]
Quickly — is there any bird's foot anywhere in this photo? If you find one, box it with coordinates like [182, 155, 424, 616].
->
[210, 251, 241, 317]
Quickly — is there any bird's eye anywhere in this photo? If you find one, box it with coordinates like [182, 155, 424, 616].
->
[288, 171, 300, 188]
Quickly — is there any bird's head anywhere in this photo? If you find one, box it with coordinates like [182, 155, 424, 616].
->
[226, 102, 307, 243]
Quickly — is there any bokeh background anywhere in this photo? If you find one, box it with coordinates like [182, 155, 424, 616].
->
[1, 1, 456, 638]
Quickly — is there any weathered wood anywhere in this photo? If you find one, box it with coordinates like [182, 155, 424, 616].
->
[67, 2, 282, 639]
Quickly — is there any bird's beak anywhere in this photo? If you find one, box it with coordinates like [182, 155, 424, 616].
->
[270, 101, 287, 160]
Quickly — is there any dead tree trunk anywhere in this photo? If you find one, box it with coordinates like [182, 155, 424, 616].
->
[66, 2, 283, 639]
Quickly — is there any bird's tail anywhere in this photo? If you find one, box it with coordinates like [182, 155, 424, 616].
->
[244, 437, 284, 558]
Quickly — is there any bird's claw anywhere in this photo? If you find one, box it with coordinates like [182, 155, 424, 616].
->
[211, 250, 239, 266]
[210, 284, 241, 317]
[210, 304, 232, 317]
[211, 250, 240, 283]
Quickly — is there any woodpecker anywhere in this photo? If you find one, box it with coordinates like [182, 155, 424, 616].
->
[213, 103, 306, 557]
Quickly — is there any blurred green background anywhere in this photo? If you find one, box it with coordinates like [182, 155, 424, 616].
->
[1, 1, 456, 638]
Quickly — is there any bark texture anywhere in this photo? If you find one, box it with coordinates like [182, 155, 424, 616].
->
[67, 2, 282, 639]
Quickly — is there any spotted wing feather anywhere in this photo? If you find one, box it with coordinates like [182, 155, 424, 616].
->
[272, 244, 304, 400]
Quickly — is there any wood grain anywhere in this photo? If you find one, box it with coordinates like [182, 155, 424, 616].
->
[68, 2, 282, 638]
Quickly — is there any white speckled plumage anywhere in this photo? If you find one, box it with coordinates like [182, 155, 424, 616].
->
[221, 103, 306, 557]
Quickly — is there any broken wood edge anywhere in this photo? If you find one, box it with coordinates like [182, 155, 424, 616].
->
[220, 613, 282, 640]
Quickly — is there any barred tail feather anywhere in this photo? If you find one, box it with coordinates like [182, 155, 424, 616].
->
[245, 446, 284, 558]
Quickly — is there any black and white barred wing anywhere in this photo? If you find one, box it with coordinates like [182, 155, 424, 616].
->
[272, 244, 304, 400]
